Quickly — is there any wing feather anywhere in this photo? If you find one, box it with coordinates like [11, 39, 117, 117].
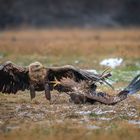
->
[0, 61, 30, 94]
[48, 65, 110, 82]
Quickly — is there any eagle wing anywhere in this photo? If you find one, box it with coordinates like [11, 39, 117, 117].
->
[47, 65, 110, 83]
[0, 61, 30, 94]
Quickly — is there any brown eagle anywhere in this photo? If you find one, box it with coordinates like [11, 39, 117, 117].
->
[57, 74, 140, 105]
[0, 61, 111, 100]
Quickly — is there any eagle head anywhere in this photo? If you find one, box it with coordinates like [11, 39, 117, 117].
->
[29, 62, 46, 83]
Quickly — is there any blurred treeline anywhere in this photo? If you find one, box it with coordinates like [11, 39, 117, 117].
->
[0, 0, 140, 28]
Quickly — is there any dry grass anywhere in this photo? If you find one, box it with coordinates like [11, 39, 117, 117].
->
[0, 28, 140, 67]
[0, 92, 140, 140]
[1, 122, 140, 140]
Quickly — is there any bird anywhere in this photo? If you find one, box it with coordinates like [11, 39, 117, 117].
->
[0, 61, 111, 100]
[56, 74, 140, 105]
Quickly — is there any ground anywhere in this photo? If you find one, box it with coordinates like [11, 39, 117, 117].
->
[0, 28, 140, 140]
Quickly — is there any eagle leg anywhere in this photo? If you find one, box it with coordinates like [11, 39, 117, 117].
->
[30, 84, 36, 100]
[44, 83, 51, 100]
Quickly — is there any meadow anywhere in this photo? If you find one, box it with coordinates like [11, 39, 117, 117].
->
[0, 28, 140, 140]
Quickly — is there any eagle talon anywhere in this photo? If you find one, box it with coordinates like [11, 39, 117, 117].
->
[50, 77, 61, 87]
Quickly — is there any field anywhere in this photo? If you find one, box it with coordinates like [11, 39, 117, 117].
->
[0, 28, 140, 140]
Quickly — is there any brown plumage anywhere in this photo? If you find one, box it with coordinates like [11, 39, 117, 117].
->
[58, 75, 140, 105]
[0, 61, 111, 100]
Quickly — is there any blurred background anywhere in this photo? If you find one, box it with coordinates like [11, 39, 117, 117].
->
[0, 0, 140, 29]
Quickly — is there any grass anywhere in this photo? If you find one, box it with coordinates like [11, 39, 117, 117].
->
[0, 28, 140, 140]
[0, 28, 140, 67]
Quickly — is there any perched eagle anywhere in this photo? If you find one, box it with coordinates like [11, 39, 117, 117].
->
[0, 61, 111, 100]
[58, 74, 140, 105]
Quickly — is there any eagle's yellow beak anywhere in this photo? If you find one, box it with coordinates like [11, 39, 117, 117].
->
[50, 77, 61, 87]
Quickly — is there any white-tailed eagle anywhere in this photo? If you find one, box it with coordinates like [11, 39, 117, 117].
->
[58, 75, 140, 105]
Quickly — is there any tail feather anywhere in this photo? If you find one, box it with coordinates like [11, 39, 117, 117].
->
[124, 74, 140, 94]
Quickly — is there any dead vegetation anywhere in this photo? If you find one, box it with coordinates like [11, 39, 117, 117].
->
[0, 28, 140, 67]
[0, 93, 140, 140]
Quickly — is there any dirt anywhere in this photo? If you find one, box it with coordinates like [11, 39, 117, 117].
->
[0, 92, 140, 140]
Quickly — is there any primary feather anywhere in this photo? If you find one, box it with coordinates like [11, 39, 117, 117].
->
[0, 61, 29, 94]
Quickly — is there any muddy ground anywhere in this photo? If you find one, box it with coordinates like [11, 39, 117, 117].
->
[0, 28, 140, 140]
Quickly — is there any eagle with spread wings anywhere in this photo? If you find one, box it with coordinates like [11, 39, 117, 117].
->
[0, 61, 111, 100]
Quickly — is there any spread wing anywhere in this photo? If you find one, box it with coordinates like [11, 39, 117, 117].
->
[0, 61, 30, 94]
[47, 65, 111, 83]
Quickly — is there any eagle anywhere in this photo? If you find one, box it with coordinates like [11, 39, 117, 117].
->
[0, 61, 111, 100]
[57, 74, 140, 105]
